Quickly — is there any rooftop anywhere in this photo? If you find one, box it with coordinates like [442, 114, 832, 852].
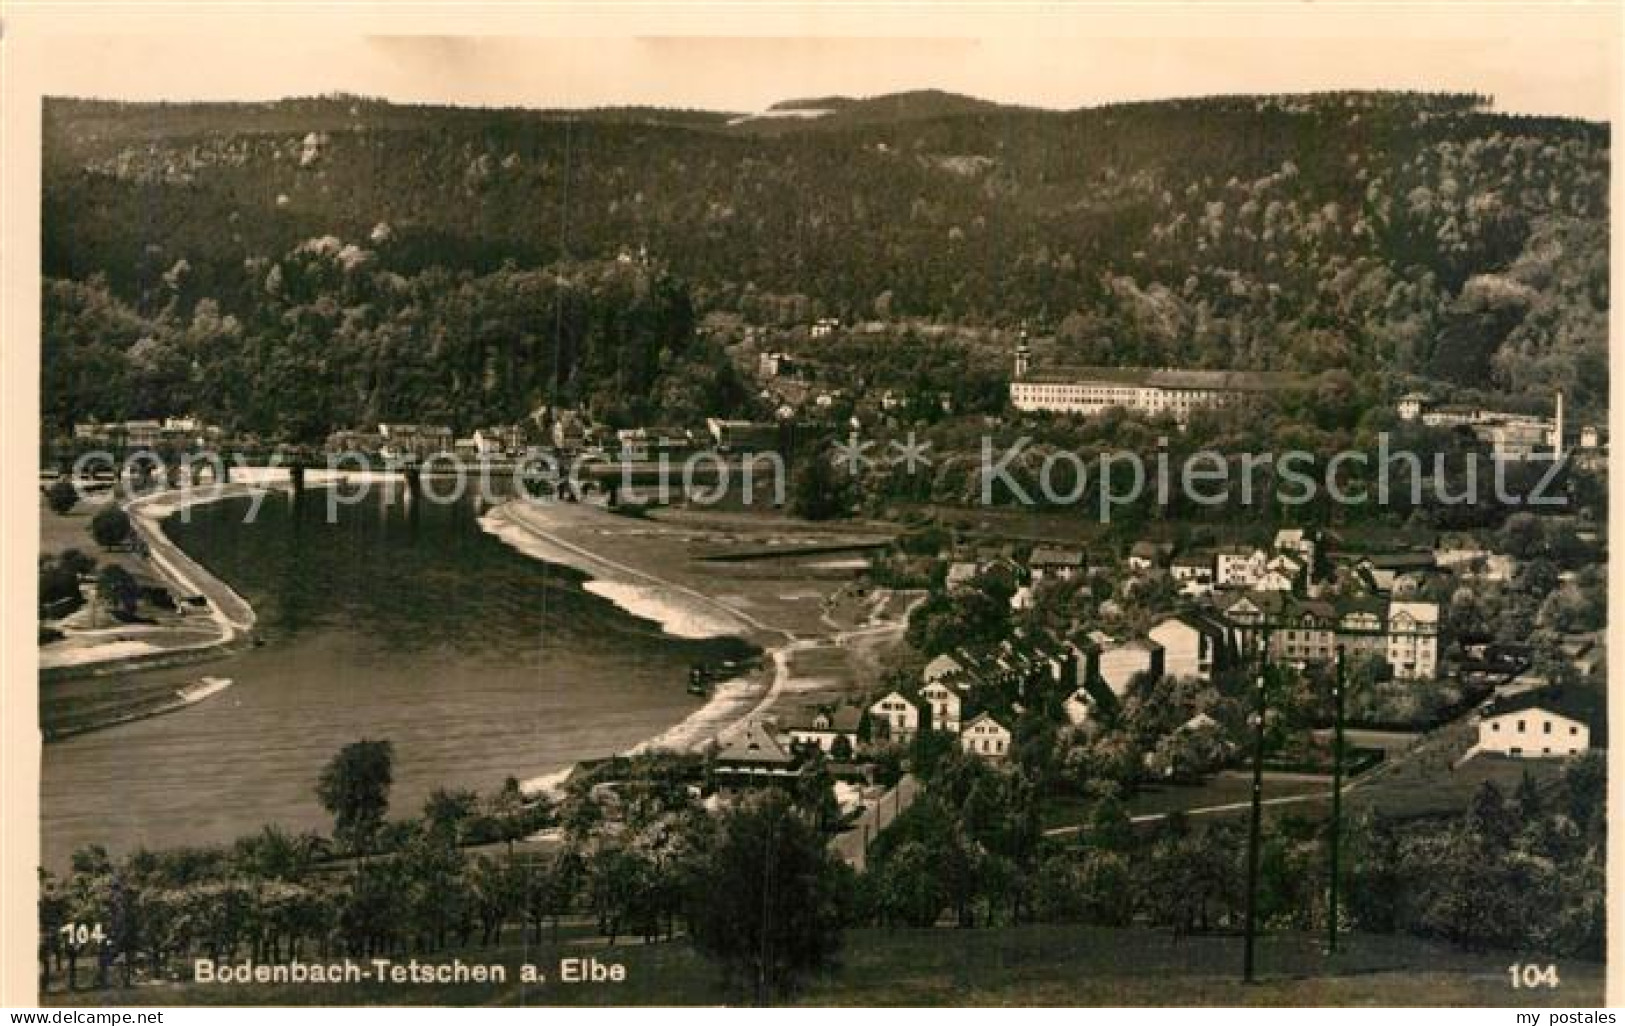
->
[1017, 365, 1311, 392]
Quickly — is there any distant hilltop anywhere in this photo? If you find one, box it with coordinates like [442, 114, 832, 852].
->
[42, 87, 1610, 420]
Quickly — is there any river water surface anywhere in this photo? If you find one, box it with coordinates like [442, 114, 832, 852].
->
[40, 486, 749, 869]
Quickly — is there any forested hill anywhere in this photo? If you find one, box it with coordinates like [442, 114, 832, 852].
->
[42, 90, 1610, 436]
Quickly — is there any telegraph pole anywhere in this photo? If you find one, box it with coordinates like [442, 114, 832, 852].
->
[1242, 626, 1270, 984]
[1327, 645, 1348, 953]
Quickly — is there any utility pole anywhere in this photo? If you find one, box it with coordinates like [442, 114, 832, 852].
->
[1243, 626, 1270, 984]
[1327, 645, 1348, 953]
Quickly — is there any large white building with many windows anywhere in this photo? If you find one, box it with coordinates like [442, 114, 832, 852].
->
[1009, 349, 1309, 423]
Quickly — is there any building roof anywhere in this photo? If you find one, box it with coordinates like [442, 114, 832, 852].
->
[923, 653, 966, 683]
[1151, 611, 1228, 640]
[962, 711, 1009, 733]
[1354, 551, 1438, 571]
[1029, 546, 1086, 567]
[1482, 686, 1605, 745]
[1172, 551, 1214, 567]
[716, 721, 797, 766]
[1387, 600, 1440, 628]
[869, 689, 918, 712]
[1017, 366, 1311, 392]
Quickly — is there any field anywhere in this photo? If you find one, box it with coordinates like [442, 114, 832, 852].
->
[47, 922, 1600, 1007]
[1045, 711, 1571, 834]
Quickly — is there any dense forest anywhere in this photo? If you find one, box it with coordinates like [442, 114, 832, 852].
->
[41, 89, 1610, 436]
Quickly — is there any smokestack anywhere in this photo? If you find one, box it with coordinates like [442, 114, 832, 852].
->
[1554, 391, 1565, 459]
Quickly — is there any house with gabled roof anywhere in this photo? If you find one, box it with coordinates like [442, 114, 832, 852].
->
[1215, 545, 1269, 589]
[923, 653, 967, 685]
[1028, 546, 1086, 582]
[1074, 631, 1164, 697]
[867, 690, 921, 744]
[713, 720, 804, 786]
[918, 679, 964, 734]
[1150, 612, 1230, 681]
[960, 712, 1012, 760]
[1386, 600, 1440, 680]
[781, 704, 863, 756]
[1478, 686, 1601, 758]
[1270, 599, 1338, 666]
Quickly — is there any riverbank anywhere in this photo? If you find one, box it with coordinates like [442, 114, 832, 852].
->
[41, 469, 420, 682]
[481, 499, 915, 796]
[481, 500, 783, 793]
[39, 481, 271, 680]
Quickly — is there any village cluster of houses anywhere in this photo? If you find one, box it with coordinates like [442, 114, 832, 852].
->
[955, 527, 1443, 682]
[318, 410, 781, 462]
[72, 416, 218, 449]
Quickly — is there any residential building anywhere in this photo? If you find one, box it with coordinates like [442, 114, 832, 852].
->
[1478, 687, 1599, 758]
[473, 427, 523, 456]
[1335, 596, 1389, 662]
[1386, 600, 1440, 680]
[1171, 551, 1216, 596]
[1149, 613, 1229, 681]
[1215, 546, 1268, 589]
[1127, 541, 1168, 572]
[616, 427, 694, 461]
[378, 422, 454, 459]
[123, 420, 163, 448]
[1028, 546, 1086, 582]
[922, 653, 966, 685]
[1062, 686, 1099, 726]
[918, 680, 964, 734]
[783, 705, 862, 755]
[759, 351, 797, 377]
[867, 691, 920, 744]
[1078, 632, 1164, 697]
[960, 713, 1012, 760]
[713, 720, 804, 785]
[1270, 600, 1338, 666]
[1257, 554, 1304, 593]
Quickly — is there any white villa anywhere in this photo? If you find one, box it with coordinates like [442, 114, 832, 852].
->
[919, 679, 964, 735]
[867, 691, 920, 744]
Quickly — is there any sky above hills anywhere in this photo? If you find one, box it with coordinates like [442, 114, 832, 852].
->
[14, 5, 1621, 121]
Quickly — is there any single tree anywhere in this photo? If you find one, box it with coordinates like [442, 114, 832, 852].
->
[422, 787, 479, 842]
[686, 790, 846, 1003]
[788, 450, 847, 521]
[89, 506, 133, 550]
[316, 739, 395, 858]
[46, 479, 80, 516]
[58, 548, 97, 578]
[39, 561, 83, 609]
[95, 565, 139, 619]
